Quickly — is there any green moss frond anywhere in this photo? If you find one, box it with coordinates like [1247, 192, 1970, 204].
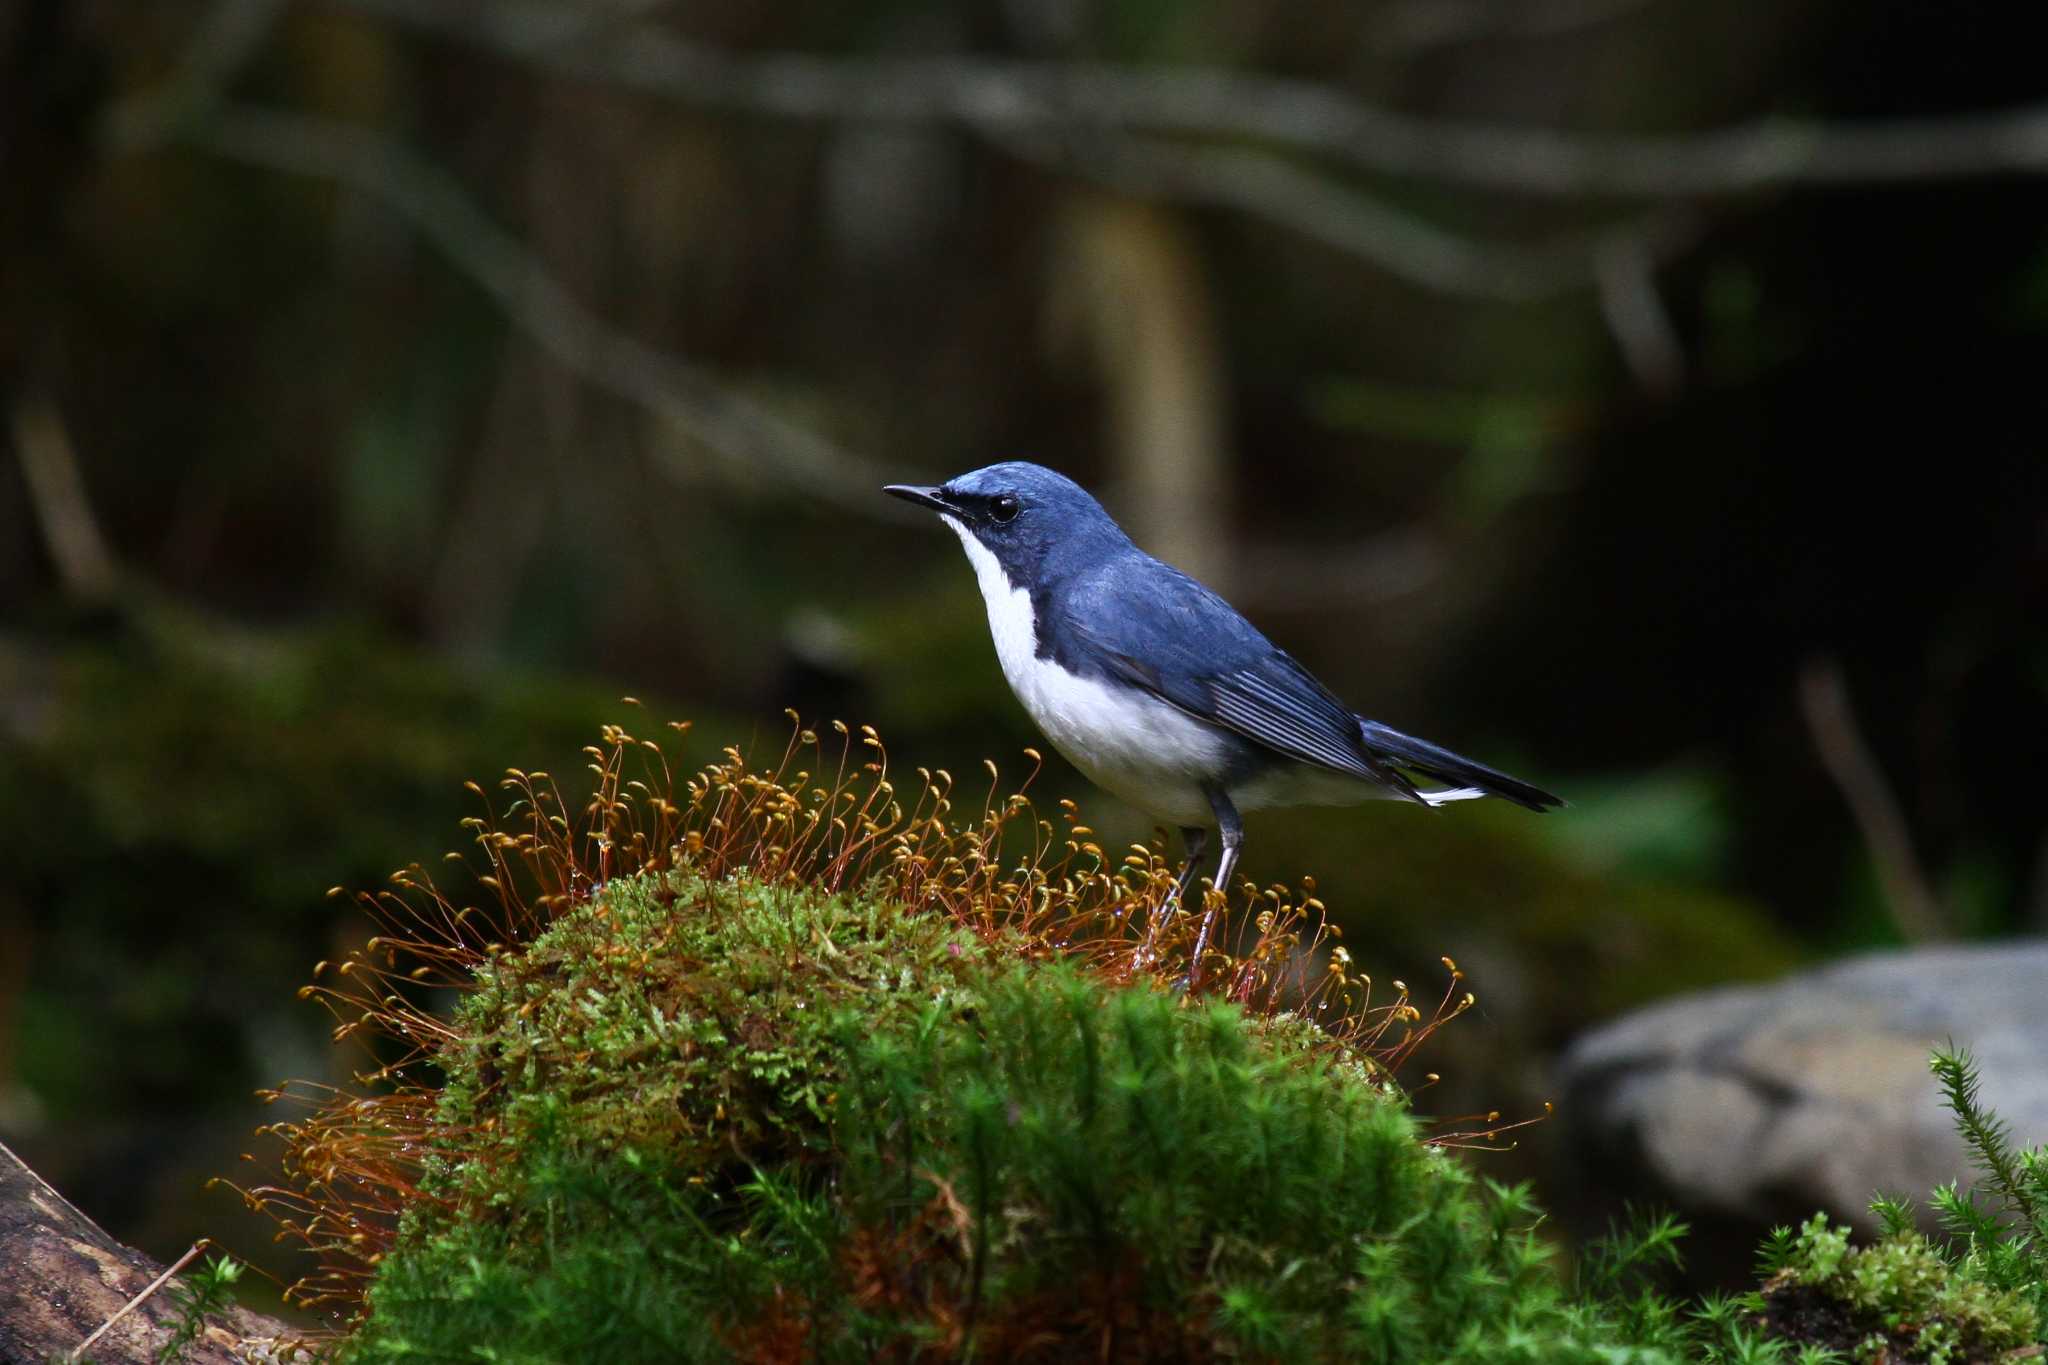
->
[1931, 1044, 2048, 1263]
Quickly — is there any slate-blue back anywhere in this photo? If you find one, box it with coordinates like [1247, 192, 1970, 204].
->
[932, 460, 1562, 812]
[937, 463, 1404, 792]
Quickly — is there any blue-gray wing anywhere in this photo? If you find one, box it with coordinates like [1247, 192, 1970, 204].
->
[1190, 654, 1387, 781]
[1057, 556, 1415, 792]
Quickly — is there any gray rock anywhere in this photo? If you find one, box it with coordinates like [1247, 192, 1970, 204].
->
[1555, 943, 2048, 1235]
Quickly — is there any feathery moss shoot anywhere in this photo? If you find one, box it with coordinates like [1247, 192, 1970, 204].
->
[229, 716, 1602, 1360]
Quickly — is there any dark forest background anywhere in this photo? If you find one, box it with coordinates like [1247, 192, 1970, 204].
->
[2, 0, 2044, 1319]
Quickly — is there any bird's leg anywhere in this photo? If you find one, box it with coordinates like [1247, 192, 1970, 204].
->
[1136, 825, 1207, 971]
[1184, 787, 1242, 993]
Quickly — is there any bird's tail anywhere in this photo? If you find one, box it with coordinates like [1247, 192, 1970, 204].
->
[1357, 719, 1564, 812]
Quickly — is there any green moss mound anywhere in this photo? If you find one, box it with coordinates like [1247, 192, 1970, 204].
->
[1756, 1213, 2038, 1363]
[431, 869, 1005, 1186]
[338, 868, 1668, 1363]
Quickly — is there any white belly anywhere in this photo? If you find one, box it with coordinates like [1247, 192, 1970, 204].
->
[1013, 659, 1234, 828]
[945, 517, 1249, 827]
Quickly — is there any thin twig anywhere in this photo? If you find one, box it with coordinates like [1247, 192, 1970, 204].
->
[314, 0, 2048, 198]
[1798, 658, 1951, 942]
[69, 1239, 210, 1362]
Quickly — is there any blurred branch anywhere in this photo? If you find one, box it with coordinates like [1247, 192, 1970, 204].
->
[8, 391, 120, 604]
[1051, 196, 1230, 587]
[102, 0, 290, 152]
[1594, 233, 1685, 394]
[317, 0, 2048, 198]
[299, 0, 1702, 304]
[1008, 129, 1698, 301]
[182, 105, 910, 518]
[1368, 0, 1658, 56]
[159, 100, 1558, 575]
[424, 357, 558, 654]
[1798, 658, 1952, 943]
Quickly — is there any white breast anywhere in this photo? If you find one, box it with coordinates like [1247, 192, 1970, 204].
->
[941, 516, 1233, 828]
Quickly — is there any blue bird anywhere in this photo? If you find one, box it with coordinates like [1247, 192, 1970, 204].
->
[884, 462, 1561, 980]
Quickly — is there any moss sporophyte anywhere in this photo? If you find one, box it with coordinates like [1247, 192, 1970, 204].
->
[227, 716, 1581, 1360]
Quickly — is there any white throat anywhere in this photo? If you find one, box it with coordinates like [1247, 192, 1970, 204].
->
[941, 514, 1038, 688]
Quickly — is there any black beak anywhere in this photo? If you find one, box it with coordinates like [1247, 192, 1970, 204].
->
[882, 483, 954, 515]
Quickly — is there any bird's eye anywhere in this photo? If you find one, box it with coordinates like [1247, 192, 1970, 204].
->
[989, 494, 1021, 524]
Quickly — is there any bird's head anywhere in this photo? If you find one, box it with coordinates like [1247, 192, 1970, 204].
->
[884, 461, 1124, 582]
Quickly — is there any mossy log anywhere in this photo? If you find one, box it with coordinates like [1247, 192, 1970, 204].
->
[0, 1139, 298, 1364]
